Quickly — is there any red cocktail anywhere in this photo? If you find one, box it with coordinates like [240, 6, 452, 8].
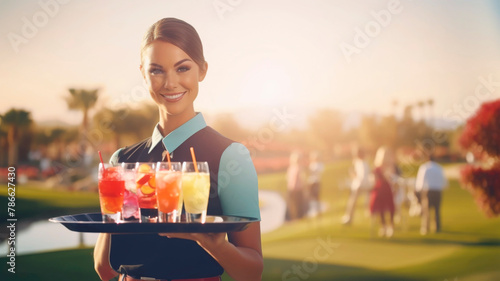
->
[98, 164, 125, 222]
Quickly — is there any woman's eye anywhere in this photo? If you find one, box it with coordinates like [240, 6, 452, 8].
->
[149, 68, 163, 75]
[177, 66, 190, 73]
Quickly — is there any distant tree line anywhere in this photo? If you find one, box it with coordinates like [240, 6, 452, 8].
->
[0, 90, 459, 169]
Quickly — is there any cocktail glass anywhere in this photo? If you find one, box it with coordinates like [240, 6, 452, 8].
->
[135, 162, 157, 223]
[182, 161, 210, 223]
[98, 163, 125, 223]
[121, 163, 140, 221]
[155, 162, 182, 222]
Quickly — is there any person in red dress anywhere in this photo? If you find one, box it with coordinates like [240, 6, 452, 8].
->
[369, 147, 395, 237]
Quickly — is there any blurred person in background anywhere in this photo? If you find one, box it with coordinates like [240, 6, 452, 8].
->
[390, 160, 406, 225]
[369, 147, 395, 238]
[307, 151, 324, 217]
[415, 153, 447, 235]
[342, 146, 371, 225]
[286, 150, 307, 220]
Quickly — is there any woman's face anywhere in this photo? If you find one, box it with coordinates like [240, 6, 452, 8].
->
[141, 40, 207, 119]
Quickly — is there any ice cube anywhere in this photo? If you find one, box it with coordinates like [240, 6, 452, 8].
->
[122, 190, 139, 219]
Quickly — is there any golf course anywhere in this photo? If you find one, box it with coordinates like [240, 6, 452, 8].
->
[1, 161, 499, 281]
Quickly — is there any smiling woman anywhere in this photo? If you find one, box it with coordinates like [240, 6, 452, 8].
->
[93, 18, 263, 281]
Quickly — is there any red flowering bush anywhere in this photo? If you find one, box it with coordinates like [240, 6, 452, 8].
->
[460, 164, 500, 217]
[459, 99, 500, 217]
[459, 99, 500, 158]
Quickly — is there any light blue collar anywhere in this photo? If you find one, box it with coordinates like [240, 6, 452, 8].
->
[148, 113, 207, 154]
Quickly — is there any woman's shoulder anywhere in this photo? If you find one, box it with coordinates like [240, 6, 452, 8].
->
[201, 126, 234, 143]
[119, 137, 152, 153]
[114, 137, 155, 163]
[191, 126, 237, 153]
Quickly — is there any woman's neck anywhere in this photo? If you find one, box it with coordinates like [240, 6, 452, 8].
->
[157, 108, 196, 136]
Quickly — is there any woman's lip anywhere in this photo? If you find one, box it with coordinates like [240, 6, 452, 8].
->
[161, 92, 186, 102]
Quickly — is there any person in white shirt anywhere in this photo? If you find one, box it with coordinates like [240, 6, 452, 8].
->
[415, 154, 448, 235]
[342, 147, 372, 225]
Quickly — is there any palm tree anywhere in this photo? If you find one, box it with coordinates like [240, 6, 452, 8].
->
[0, 109, 33, 165]
[0, 128, 7, 165]
[64, 88, 99, 152]
[93, 107, 129, 149]
[93, 103, 158, 150]
[403, 104, 413, 121]
[391, 99, 399, 118]
[427, 98, 434, 125]
[417, 101, 426, 122]
[35, 127, 67, 161]
[64, 88, 99, 134]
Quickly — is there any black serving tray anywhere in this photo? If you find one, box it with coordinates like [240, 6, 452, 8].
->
[49, 213, 259, 233]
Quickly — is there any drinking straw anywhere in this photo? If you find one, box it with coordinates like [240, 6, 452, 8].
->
[98, 151, 105, 166]
[98, 151, 106, 176]
[165, 149, 172, 170]
[189, 147, 199, 173]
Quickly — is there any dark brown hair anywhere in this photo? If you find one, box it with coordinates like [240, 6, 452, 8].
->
[141, 18, 206, 71]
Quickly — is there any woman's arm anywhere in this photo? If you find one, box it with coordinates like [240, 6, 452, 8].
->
[94, 233, 118, 281]
[224, 222, 263, 280]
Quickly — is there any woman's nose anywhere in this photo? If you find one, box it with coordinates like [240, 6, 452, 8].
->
[163, 73, 178, 90]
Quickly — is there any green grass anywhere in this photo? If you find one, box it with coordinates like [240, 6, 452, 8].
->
[0, 248, 97, 280]
[257, 162, 500, 281]
[0, 184, 100, 225]
[1, 162, 499, 281]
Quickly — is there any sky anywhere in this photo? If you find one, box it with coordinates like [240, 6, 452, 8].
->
[1, 0, 500, 129]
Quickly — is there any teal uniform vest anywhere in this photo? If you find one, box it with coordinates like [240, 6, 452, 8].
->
[109, 126, 233, 279]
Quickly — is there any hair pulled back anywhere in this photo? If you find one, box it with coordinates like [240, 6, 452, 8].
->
[141, 18, 206, 71]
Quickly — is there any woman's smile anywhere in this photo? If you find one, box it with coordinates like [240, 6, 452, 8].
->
[160, 91, 187, 102]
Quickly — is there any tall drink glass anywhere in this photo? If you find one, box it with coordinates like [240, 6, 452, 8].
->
[155, 162, 182, 222]
[121, 163, 140, 221]
[182, 161, 210, 223]
[135, 162, 157, 222]
[98, 163, 125, 223]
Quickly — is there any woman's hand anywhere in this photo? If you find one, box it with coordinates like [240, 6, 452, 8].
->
[158, 232, 227, 251]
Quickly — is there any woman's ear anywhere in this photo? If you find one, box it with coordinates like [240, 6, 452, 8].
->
[199, 61, 208, 82]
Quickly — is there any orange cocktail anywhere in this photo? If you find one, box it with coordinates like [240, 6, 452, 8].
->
[135, 163, 157, 222]
[156, 162, 182, 222]
[98, 164, 125, 222]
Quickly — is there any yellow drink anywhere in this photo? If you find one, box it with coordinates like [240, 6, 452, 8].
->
[182, 172, 210, 214]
